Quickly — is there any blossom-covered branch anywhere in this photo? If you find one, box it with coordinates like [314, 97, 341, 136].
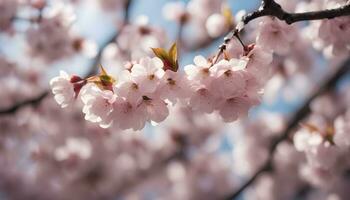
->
[210, 0, 350, 69]
[0, 0, 133, 115]
[223, 58, 350, 200]
[2, 0, 350, 199]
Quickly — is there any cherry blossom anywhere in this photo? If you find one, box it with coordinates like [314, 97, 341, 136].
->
[2, 0, 350, 199]
[80, 83, 116, 128]
[185, 55, 213, 86]
[50, 71, 75, 108]
[111, 97, 147, 130]
[206, 13, 229, 38]
[157, 70, 191, 104]
[117, 16, 167, 59]
[26, 10, 76, 62]
[97, 0, 126, 11]
[162, 1, 188, 24]
[334, 112, 350, 148]
[130, 57, 164, 93]
[256, 17, 297, 55]
[294, 127, 338, 170]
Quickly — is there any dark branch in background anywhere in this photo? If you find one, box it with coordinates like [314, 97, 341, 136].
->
[0, 91, 49, 115]
[0, 0, 133, 116]
[223, 59, 350, 200]
[216, 1, 350, 198]
[85, 0, 132, 77]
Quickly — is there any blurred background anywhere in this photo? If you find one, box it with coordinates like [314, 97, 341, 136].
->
[1, 0, 350, 199]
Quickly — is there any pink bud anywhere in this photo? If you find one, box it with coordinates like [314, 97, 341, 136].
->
[73, 80, 87, 98]
[30, 0, 46, 10]
[70, 75, 84, 83]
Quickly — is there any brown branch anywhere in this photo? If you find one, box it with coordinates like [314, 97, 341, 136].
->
[210, 0, 350, 66]
[0, 0, 133, 116]
[223, 58, 350, 200]
[0, 91, 49, 115]
[243, 0, 350, 25]
[187, 0, 349, 53]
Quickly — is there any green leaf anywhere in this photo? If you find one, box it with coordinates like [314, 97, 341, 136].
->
[99, 64, 108, 76]
[86, 64, 116, 91]
[151, 48, 169, 60]
[222, 6, 233, 26]
[169, 43, 177, 61]
[151, 42, 179, 72]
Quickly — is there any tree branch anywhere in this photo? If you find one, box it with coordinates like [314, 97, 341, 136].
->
[223, 58, 350, 200]
[0, 91, 49, 115]
[187, 0, 349, 57]
[243, 0, 350, 25]
[0, 0, 133, 116]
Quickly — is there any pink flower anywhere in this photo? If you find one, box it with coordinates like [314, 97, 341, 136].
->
[54, 137, 92, 161]
[209, 59, 247, 99]
[26, 13, 75, 62]
[50, 71, 75, 108]
[318, 16, 350, 56]
[117, 16, 166, 59]
[217, 96, 251, 122]
[116, 70, 143, 104]
[162, 1, 187, 23]
[158, 70, 191, 104]
[130, 57, 164, 93]
[244, 45, 273, 83]
[334, 113, 350, 148]
[299, 164, 336, 188]
[187, 0, 223, 21]
[112, 98, 147, 130]
[206, 13, 228, 38]
[189, 87, 218, 113]
[294, 128, 338, 170]
[141, 97, 169, 124]
[226, 38, 244, 59]
[80, 84, 116, 128]
[185, 55, 213, 87]
[256, 17, 297, 55]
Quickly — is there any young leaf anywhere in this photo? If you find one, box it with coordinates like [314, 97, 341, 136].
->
[222, 6, 233, 27]
[87, 64, 116, 91]
[151, 42, 179, 72]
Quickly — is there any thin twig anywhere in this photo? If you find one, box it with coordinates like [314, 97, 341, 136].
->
[223, 58, 350, 200]
[86, 0, 132, 77]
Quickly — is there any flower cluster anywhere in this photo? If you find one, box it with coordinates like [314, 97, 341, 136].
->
[2, 0, 350, 199]
[185, 55, 261, 122]
[26, 4, 95, 62]
[116, 16, 167, 60]
[304, 0, 350, 57]
[50, 40, 273, 130]
[290, 92, 350, 189]
[162, 0, 236, 46]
